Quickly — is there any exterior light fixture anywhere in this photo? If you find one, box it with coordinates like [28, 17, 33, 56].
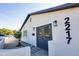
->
[53, 20, 57, 27]
[33, 27, 35, 31]
[30, 18, 32, 22]
[32, 33, 35, 36]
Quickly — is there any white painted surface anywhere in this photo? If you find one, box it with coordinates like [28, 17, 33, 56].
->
[21, 7, 79, 56]
[0, 46, 31, 56]
[21, 17, 37, 46]
[48, 40, 55, 56]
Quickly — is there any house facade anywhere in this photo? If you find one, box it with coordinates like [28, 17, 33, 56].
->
[20, 3, 79, 56]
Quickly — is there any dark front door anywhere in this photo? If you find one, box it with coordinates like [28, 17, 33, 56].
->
[36, 23, 52, 51]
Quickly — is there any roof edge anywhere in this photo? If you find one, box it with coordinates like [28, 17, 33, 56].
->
[20, 14, 30, 31]
[20, 3, 79, 31]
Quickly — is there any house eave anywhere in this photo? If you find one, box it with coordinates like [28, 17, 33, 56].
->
[19, 3, 79, 31]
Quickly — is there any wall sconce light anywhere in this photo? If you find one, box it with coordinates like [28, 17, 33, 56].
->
[53, 20, 57, 27]
[33, 27, 35, 31]
[32, 33, 35, 36]
[30, 18, 32, 22]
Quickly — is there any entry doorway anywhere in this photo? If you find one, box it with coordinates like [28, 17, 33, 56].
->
[36, 23, 52, 51]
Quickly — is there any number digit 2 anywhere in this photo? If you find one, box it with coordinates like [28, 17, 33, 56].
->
[64, 17, 72, 44]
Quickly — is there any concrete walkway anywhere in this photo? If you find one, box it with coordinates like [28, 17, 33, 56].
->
[0, 46, 30, 56]
[21, 42, 48, 56]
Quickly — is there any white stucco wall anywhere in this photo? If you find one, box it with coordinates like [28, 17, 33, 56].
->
[48, 7, 79, 56]
[21, 7, 79, 56]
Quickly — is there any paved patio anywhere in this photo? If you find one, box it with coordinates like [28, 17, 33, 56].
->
[21, 41, 48, 56]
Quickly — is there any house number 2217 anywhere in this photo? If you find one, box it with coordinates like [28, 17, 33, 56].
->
[64, 17, 72, 44]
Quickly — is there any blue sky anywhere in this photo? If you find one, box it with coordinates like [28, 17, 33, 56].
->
[0, 3, 64, 30]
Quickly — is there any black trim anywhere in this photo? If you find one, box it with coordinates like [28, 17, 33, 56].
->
[20, 3, 79, 31]
[20, 14, 30, 31]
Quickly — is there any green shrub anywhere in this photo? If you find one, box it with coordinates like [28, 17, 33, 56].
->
[14, 31, 21, 39]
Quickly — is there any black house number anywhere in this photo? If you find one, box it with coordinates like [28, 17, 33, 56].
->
[64, 17, 72, 44]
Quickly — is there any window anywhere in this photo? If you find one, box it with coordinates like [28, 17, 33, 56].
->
[37, 24, 52, 38]
[23, 30, 27, 36]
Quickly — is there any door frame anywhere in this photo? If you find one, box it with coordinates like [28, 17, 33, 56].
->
[36, 23, 52, 50]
